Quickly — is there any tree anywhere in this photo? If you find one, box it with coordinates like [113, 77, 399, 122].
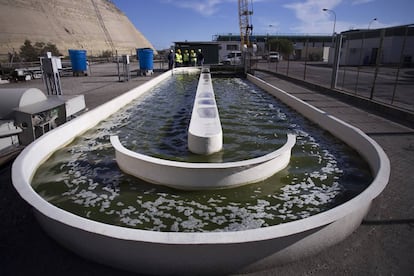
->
[19, 40, 62, 61]
[267, 38, 294, 58]
[19, 40, 38, 61]
[42, 43, 61, 56]
[100, 50, 112, 58]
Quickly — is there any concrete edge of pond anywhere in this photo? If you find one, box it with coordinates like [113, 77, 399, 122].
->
[11, 69, 390, 275]
[110, 134, 295, 190]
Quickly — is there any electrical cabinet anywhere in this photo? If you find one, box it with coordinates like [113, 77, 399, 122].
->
[13, 97, 66, 145]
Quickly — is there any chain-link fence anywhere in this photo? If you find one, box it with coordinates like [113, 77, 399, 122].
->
[250, 24, 414, 112]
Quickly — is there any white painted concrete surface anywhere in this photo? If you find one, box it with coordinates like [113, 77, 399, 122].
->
[188, 69, 223, 155]
[0, 88, 47, 118]
[11, 70, 390, 275]
[61, 95, 86, 118]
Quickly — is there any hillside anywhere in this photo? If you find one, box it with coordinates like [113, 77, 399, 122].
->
[0, 0, 155, 57]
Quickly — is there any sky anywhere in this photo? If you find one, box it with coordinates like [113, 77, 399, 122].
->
[112, 0, 414, 50]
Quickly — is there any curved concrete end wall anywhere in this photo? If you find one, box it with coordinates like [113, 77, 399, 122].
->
[247, 74, 390, 184]
[11, 70, 390, 275]
[111, 134, 295, 190]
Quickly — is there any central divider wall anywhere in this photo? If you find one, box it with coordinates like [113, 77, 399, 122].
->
[188, 68, 223, 155]
[111, 67, 295, 190]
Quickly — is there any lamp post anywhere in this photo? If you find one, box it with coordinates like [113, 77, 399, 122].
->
[368, 18, 377, 29]
[268, 24, 275, 52]
[322, 8, 336, 44]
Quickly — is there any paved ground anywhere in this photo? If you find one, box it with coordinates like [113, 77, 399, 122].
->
[246, 72, 414, 275]
[1, 64, 413, 275]
[254, 60, 414, 112]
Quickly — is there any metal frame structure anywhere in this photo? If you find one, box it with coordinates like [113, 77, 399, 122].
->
[238, 0, 253, 49]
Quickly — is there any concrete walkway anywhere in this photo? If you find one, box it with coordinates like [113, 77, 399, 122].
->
[1, 66, 413, 275]
[245, 72, 414, 275]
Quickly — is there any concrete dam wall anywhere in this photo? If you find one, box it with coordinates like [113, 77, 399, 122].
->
[0, 0, 155, 56]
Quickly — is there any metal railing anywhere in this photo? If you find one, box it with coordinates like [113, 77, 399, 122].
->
[249, 24, 414, 112]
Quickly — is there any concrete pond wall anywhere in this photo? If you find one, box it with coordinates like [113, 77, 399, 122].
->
[12, 68, 390, 275]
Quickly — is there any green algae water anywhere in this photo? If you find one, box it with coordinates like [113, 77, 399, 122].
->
[32, 74, 372, 232]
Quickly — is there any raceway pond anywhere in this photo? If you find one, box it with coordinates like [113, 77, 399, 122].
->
[32, 74, 372, 232]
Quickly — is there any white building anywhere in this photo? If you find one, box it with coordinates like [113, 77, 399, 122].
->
[213, 33, 333, 62]
[213, 24, 414, 67]
[335, 24, 414, 66]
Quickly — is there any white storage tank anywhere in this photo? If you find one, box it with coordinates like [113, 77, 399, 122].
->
[0, 88, 47, 119]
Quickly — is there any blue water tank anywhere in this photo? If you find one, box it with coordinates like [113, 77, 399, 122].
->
[68, 49, 87, 72]
[137, 48, 153, 70]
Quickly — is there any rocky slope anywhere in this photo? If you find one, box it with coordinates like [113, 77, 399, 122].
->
[0, 0, 154, 56]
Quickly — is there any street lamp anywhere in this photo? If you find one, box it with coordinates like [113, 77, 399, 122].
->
[368, 18, 377, 29]
[268, 24, 275, 52]
[323, 8, 336, 44]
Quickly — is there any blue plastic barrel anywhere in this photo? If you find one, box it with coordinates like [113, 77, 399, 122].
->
[137, 48, 153, 70]
[68, 49, 87, 72]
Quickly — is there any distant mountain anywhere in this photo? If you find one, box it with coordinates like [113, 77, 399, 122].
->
[0, 0, 155, 56]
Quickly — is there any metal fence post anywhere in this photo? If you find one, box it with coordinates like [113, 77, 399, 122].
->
[340, 35, 351, 89]
[330, 34, 342, 89]
[391, 25, 409, 104]
[355, 32, 366, 93]
[116, 50, 120, 82]
[303, 38, 309, 80]
[286, 53, 290, 77]
[369, 29, 385, 100]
